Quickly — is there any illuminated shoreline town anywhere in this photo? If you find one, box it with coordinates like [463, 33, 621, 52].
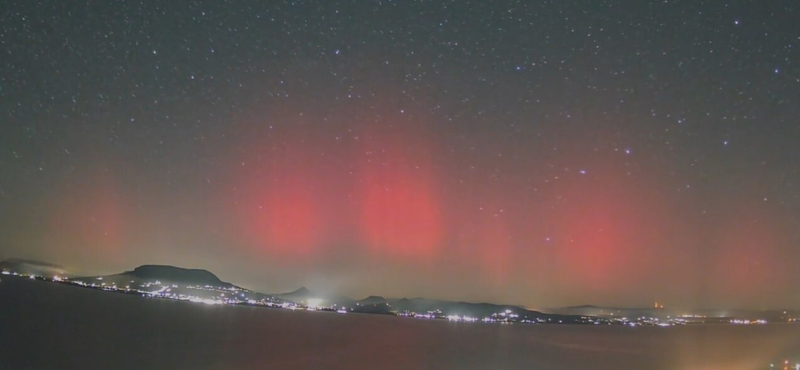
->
[3, 263, 798, 328]
[3, 261, 800, 369]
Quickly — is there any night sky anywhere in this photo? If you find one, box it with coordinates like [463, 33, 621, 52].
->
[2, 1, 799, 310]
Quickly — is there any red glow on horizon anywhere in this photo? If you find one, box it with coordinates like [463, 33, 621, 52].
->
[710, 202, 791, 301]
[48, 166, 126, 261]
[253, 174, 320, 256]
[230, 129, 325, 260]
[212, 102, 800, 308]
[358, 123, 443, 261]
[550, 170, 661, 293]
[476, 213, 512, 284]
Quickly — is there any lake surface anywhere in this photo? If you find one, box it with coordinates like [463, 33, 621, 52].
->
[1, 277, 799, 370]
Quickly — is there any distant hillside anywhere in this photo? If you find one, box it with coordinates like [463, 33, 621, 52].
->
[389, 297, 528, 317]
[272, 289, 586, 322]
[0, 259, 594, 323]
[122, 265, 229, 286]
[547, 304, 674, 318]
[67, 264, 290, 304]
[279, 286, 312, 298]
[1, 258, 62, 268]
[359, 295, 387, 304]
[277, 287, 355, 306]
[0, 258, 68, 277]
[77, 265, 236, 290]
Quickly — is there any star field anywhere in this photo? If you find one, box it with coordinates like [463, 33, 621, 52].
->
[1, 0, 799, 309]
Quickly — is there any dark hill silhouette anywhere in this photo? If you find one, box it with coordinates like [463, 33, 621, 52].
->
[282, 286, 312, 296]
[122, 265, 228, 286]
[358, 295, 387, 304]
[0, 258, 68, 277]
[1, 258, 62, 268]
[2, 259, 595, 323]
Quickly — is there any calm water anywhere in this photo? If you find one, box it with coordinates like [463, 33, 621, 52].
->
[1, 278, 799, 370]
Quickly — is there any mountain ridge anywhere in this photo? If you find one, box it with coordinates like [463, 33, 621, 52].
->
[11, 258, 790, 321]
[119, 264, 230, 287]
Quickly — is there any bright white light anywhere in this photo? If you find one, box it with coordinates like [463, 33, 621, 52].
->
[306, 298, 323, 308]
[189, 297, 221, 305]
